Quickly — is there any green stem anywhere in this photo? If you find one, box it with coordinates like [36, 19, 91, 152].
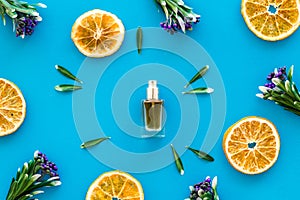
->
[284, 107, 300, 116]
[270, 96, 296, 110]
[272, 99, 300, 116]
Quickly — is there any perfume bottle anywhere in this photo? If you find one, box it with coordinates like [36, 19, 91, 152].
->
[143, 80, 164, 132]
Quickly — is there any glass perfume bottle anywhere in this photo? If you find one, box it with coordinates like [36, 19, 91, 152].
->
[143, 80, 164, 133]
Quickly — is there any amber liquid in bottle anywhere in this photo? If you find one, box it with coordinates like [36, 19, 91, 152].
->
[143, 80, 164, 132]
[143, 100, 164, 131]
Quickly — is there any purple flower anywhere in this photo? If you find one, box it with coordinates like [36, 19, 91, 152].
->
[14, 12, 41, 38]
[186, 176, 219, 200]
[34, 150, 60, 179]
[264, 67, 287, 89]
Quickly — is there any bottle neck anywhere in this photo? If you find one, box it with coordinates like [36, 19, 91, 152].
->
[147, 87, 158, 100]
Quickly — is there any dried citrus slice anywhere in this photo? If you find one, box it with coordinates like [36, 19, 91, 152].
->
[0, 78, 26, 136]
[223, 116, 280, 174]
[86, 170, 144, 200]
[71, 9, 125, 58]
[241, 0, 300, 41]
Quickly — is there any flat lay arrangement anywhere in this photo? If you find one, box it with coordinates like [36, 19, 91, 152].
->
[0, 0, 300, 200]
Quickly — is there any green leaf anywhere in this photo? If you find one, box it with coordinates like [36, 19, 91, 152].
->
[185, 146, 214, 161]
[272, 78, 285, 90]
[54, 84, 82, 92]
[182, 87, 214, 94]
[21, 162, 29, 174]
[288, 65, 294, 82]
[27, 160, 35, 177]
[201, 192, 213, 199]
[6, 179, 17, 200]
[31, 190, 44, 195]
[284, 80, 295, 98]
[165, 0, 178, 14]
[16, 168, 21, 180]
[184, 65, 209, 88]
[34, 3, 47, 8]
[18, 193, 33, 200]
[55, 65, 83, 84]
[170, 144, 184, 175]
[15, 174, 29, 196]
[159, 1, 169, 19]
[294, 101, 300, 108]
[80, 137, 111, 149]
[258, 86, 270, 94]
[291, 83, 300, 101]
[181, 4, 192, 11]
[0, 6, 6, 25]
[5, 9, 17, 18]
[177, 16, 185, 32]
[283, 107, 300, 116]
[24, 174, 41, 188]
[136, 27, 143, 54]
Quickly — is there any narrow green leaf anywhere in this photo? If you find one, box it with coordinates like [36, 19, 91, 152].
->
[173, 0, 184, 6]
[1, 13, 6, 25]
[185, 146, 214, 162]
[181, 4, 192, 11]
[55, 65, 83, 84]
[177, 16, 185, 33]
[35, 3, 47, 8]
[6, 179, 17, 200]
[0, 6, 6, 25]
[184, 65, 209, 88]
[284, 107, 300, 116]
[54, 84, 82, 92]
[170, 144, 184, 175]
[291, 83, 300, 101]
[202, 192, 213, 198]
[136, 27, 143, 54]
[80, 137, 111, 149]
[16, 168, 21, 179]
[285, 80, 291, 93]
[288, 65, 294, 82]
[294, 101, 300, 108]
[15, 174, 29, 195]
[21, 162, 29, 174]
[160, 2, 169, 20]
[31, 190, 44, 195]
[182, 87, 214, 94]
[258, 86, 270, 94]
[25, 174, 41, 188]
[256, 93, 265, 99]
[165, 0, 178, 14]
[18, 193, 33, 200]
[5, 9, 17, 18]
[272, 78, 285, 90]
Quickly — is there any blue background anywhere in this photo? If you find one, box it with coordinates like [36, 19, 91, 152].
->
[0, 0, 300, 199]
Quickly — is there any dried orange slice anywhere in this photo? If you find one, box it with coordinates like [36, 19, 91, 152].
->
[241, 0, 300, 41]
[0, 78, 26, 136]
[223, 116, 280, 174]
[71, 9, 125, 58]
[86, 170, 144, 200]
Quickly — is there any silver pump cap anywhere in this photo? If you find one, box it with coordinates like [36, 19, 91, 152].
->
[147, 80, 159, 100]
